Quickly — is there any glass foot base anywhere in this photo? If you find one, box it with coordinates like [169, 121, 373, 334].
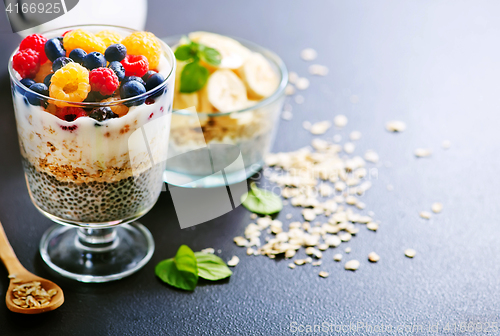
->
[39, 222, 154, 283]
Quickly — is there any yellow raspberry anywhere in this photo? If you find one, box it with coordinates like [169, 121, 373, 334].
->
[34, 61, 53, 83]
[96, 30, 123, 47]
[49, 63, 90, 107]
[100, 97, 129, 117]
[63, 29, 106, 56]
[121, 32, 162, 69]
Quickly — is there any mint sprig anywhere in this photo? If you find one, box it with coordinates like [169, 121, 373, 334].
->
[155, 245, 233, 291]
[241, 182, 283, 215]
[174, 39, 222, 93]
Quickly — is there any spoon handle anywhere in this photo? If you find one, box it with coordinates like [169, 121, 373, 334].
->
[0, 220, 27, 276]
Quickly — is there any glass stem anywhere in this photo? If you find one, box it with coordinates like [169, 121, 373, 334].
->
[77, 227, 118, 252]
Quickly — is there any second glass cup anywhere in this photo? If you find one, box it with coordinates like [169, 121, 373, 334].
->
[9, 25, 175, 282]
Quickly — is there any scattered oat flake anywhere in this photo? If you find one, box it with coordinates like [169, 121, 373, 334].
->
[364, 150, 379, 163]
[310, 121, 331, 135]
[285, 84, 295, 95]
[201, 248, 215, 254]
[250, 213, 258, 220]
[309, 64, 329, 76]
[333, 254, 342, 262]
[349, 131, 362, 141]
[431, 202, 443, 213]
[302, 121, 311, 130]
[295, 95, 305, 104]
[301, 48, 317, 61]
[288, 71, 299, 84]
[386, 121, 406, 132]
[414, 148, 432, 158]
[333, 115, 348, 128]
[294, 259, 306, 266]
[368, 252, 380, 262]
[285, 213, 293, 219]
[295, 77, 310, 90]
[442, 140, 451, 149]
[344, 260, 360, 271]
[281, 111, 293, 121]
[419, 211, 432, 220]
[405, 249, 416, 258]
[345, 247, 351, 253]
[288, 263, 296, 269]
[227, 256, 240, 267]
[312, 261, 322, 266]
[233, 236, 248, 246]
[344, 142, 355, 154]
[319, 271, 329, 278]
[367, 222, 379, 231]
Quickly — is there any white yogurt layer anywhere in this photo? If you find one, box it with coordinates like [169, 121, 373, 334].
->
[14, 55, 174, 183]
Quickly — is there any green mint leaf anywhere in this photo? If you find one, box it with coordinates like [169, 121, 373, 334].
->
[194, 252, 232, 281]
[241, 182, 283, 215]
[179, 61, 210, 93]
[155, 245, 198, 291]
[175, 44, 196, 61]
[200, 47, 222, 66]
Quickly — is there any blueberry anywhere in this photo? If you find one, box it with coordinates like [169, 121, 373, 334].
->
[26, 83, 48, 106]
[43, 73, 53, 87]
[44, 38, 66, 62]
[83, 52, 106, 70]
[146, 73, 165, 92]
[142, 70, 157, 82]
[122, 76, 146, 87]
[104, 44, 127, 62]
[120, 80, 146, 107]
[52, 57, 73, 72]
[89, 107, 118, 122]
[108, 61, 125, 81]
[20, 78, 36, 88]
[69, 48, 87, 65]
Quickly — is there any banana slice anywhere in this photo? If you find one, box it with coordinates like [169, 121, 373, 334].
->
[188, 31, 251, 70]
[237, 52, 279, 99]
[207, 69, 248, 112]
[173, 91, 199, 111]
[198, 84, 215, 113]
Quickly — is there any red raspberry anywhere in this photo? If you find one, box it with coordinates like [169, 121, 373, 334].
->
[62, 30, 72, 37]
[89, 68, 119, 96]
[56, 107, 87, 122]
[121, 54, 149, 77]
[20, 34, 48, 64]
[13, 49, 40, 79]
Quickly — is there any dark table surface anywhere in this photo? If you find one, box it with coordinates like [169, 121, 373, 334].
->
[2, 1, 500, 335]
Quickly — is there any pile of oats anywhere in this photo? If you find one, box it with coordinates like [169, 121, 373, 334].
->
[10, 279, 57, 308]
[233, 132, 384, 275]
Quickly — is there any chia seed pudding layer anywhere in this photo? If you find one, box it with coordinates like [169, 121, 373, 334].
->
[23, 158, 165, 223]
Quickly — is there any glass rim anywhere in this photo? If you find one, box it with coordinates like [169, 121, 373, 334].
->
[8, 24, 175, 107]
[162, 34, 288, 117]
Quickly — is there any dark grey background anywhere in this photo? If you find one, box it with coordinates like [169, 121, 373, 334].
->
[1, 0, 500, 335]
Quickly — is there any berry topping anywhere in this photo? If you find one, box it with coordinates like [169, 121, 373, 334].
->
[100, 97, 129, 117]
[33, 60, 53, 83]
[145, 73, 165, 91]
[44, 37, 66, 62]
[107, 61, 125, 81]
[43, 73, 53, 87]
[89, 67, 119, 96]
[56, 106, 87, 122]
[62, 29, 106, 55]
[120, 80, 146, 106]
[20, 78, 36, 88]
[20, 34, 48, 64]
[89, 107, 118, 121]
[49, 63, 90, 106]
[96, 30, 123, 47]
[120, 54, 149, 77]
[52, 57, 74, 72]
[62, 30, 72, 37]
[142, 70, 156, 82]
[104, 43, 127, 62]
[121, 32, 161, 69]
[122, 76, 146, 87]
[83, 52, 106, 70]
[68, 48, 87, 65]
[26, 83, 49, 106]
[13, 49, 40, 79]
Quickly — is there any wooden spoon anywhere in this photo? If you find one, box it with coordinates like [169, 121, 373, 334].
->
[0, 220, 64, 314]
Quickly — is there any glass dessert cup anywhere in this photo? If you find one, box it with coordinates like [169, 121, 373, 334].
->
[9, 25, 176, 283]
[162, 36, 288, 188]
